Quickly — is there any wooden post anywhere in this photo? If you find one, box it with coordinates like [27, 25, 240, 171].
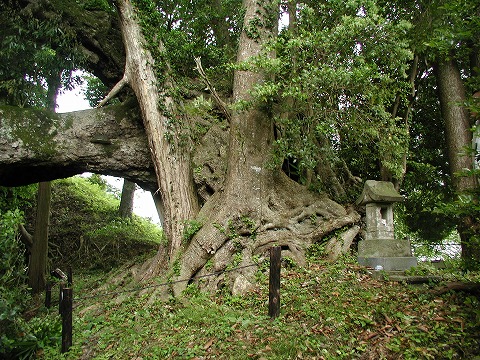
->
[61, 287, 73, 353]
[268, 246, 281, 319]
[58, 282, 64, 314]
[45, 282, 52, 308]
[67, 266, 72, 287]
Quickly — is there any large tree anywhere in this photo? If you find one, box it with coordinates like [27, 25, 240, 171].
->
[5, 0, 477, 290]
[388, 0, 480, 267]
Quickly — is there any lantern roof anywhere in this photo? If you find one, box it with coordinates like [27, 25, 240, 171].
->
[356, 180, 403, 205]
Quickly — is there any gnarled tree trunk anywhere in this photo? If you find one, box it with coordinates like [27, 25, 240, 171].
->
[172, 0, 360, 295]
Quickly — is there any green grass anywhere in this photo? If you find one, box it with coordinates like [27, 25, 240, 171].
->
[43, 176, 163, 271]
[36, 255, 479, 359]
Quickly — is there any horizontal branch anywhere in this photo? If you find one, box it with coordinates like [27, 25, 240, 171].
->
[0, 103, 157, 191]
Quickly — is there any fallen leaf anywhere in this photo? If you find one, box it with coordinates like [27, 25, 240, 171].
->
[204, 338, 215, 350]
[417, 325, 429, 332]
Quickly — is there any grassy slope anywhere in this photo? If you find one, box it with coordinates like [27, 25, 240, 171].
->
[37, 176, 162, 271]
[38, 254, 480, 359]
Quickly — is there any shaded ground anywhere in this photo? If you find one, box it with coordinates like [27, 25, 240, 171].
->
[40, 252, 479, 359]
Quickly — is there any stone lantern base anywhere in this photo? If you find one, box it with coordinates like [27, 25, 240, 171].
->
[358, 238, 417, 271]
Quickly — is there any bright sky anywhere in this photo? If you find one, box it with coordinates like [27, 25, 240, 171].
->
[56, 80, 160, 225]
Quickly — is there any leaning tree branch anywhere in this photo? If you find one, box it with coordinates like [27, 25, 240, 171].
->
[194, 57, 232, 123]
[18, 223, 33, 249]
[97, 74, 129, 107]
[0, 103, 157, 190]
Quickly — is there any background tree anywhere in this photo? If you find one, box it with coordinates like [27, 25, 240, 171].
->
[382, 0, 480, 267]
[118, 180, 136, 218]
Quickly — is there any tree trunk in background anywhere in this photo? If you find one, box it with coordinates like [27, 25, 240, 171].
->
[28, 76, 60, 293]
[118, 179, 136, 218]
[151, 191, 165, 226]
[435, 59, 479, 267]
[28, 181, 51, 293]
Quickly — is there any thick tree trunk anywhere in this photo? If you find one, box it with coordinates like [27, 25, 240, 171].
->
[28, 181, 51, 293]
[435, 60, 475, 191]
[435, 59, 479, 266]
[118, 179, 136, 218]
[0, 103, 156, 190]
[172, 0, 360, 295]
[113, 0, 199, 272]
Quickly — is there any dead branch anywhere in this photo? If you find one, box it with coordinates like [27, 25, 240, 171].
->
[18, 223, 33, 249]
[194, 57, 232, 123]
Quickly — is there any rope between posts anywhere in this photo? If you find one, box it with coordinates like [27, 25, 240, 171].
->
[54, 247, 282, 354]
[73, 262, 260, 303]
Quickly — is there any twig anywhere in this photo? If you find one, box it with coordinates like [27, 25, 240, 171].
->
[97, 74, 129, 108]
[194, 57, 232, 123]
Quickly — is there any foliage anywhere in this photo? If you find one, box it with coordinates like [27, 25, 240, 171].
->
[133, 0, 242, 83]
[0, 185, 37, 214]
[0, 209, 30, 359]
[0, 1, 83, 108]
[82, 75, 109, 108]
[399, 161, 456, 242]
[0, 210, 27, 291]
[182, 220, 203, 245]
[0, 185, 37, 358]
[38, 254, 480, 359]
[434, 169, 480, 270]
[2, 314, 61, 360]
[230, 0, 412, 197]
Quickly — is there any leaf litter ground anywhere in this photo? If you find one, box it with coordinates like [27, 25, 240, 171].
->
[41, 255, 479, 360]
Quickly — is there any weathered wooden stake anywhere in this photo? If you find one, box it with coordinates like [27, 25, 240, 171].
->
[58, 282, 64, 314]
[67, 266, 73, 287]
[45, 282, 52, 308]
[61, 287, 73, 353]
[268, 246, 281, 319]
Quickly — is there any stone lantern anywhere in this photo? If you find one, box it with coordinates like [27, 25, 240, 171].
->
[356, 180, 417, 271]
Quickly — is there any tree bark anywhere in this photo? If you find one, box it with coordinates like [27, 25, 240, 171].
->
[112, 0, 199, 271]
[28, 181, 51, 293]
[435, 59, 479, 266]
[118, 179, 136, 218]
[435, 59, 475, 191]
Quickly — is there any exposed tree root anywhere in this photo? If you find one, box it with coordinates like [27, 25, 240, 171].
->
[172, 173, 360, 295]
